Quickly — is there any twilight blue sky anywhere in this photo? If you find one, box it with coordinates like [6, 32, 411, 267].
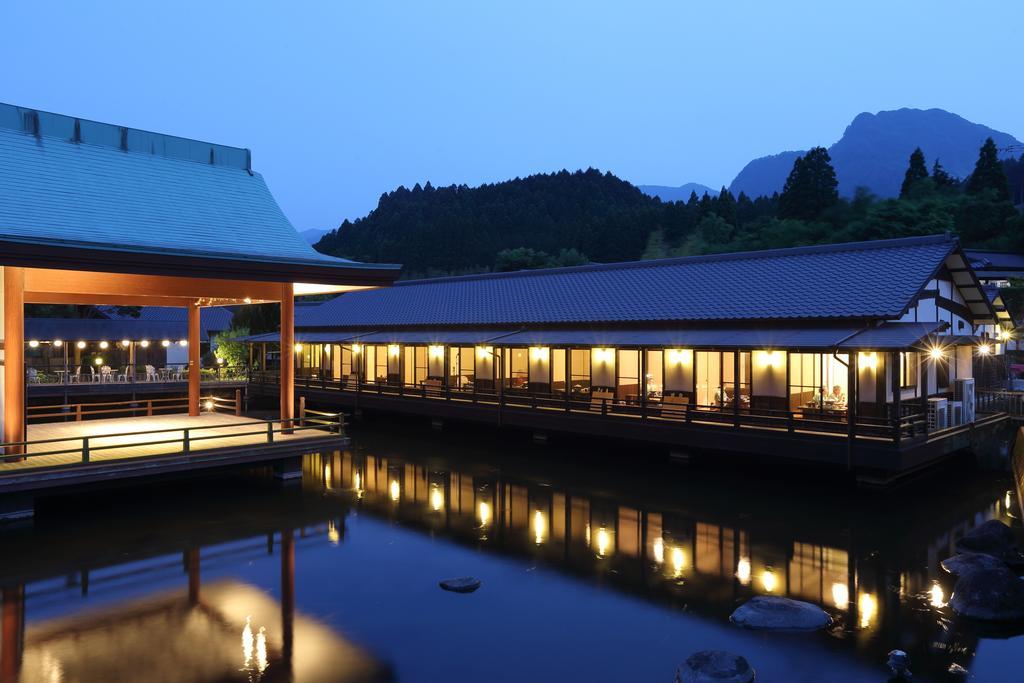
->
[2, 1, 1021, 230]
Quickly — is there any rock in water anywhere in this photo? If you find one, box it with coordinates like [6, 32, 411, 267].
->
[949, 565, 1024, 621]
[439, 577, 481, 593]
[954, 520, 1024, 570]
[947, 663, 969, 677]
[676, 651, 755, 683]
[941, 552, 1007, 577]
[729, 596, 830, 631]
[887, 650, 912, 679]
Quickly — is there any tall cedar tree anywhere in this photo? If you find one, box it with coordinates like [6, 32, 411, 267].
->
[966, 137, 1010, 201]
[900, 148, 929, 197]
[931, 159, 957, 189]
[778, 147, 839, 220]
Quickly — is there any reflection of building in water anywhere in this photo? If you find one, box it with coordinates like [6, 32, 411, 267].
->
[309, 447, 1016, 650]
[1, 527, 386, 683]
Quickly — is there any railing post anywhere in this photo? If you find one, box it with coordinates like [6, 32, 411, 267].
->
[75, 404, 82, 422]
[183, 428, 190, 454]
[147, 400, 153, 417]
[267, 421, 274, 443]
[299, 396, 306, 428]
[337, 412, 346, 435]
[601, 398, 607, 416]
[235, 389, 242, 416]
[82, 437, 90, 463]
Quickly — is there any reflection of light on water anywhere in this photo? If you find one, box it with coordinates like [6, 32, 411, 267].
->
[652, 537, 665, 564]
[858, 592, 877, 628]
[736, 557, 751, 585]
[533, 510, 546, 545]
[671, 547, 686, 577]
[430, 485, 444, 512]
[328, 519, 340, 545]
[478, 500, 491, 526]
[585, 523, 591, 546]
[389, 479, 401, 502]
[39, 650, 64, 683]
[761, 567, 777, 593]
[354, 472, 362, 490]
[323, 463, 332, 489]
[242, 616, 254, 666]
[595, 527, 611, 557]
[831, 582, 849, 608]
[256, 626, 268, 674]
[929, 582, 946, 608]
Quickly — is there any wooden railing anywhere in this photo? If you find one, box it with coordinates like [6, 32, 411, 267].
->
[1, 411, 346, 472]
[25, 364, 248, 387]
[978, 390, 1024, 418]
[27, 391, 244, 423]
[252, 372, 938, 445]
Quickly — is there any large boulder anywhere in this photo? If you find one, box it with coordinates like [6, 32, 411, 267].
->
[729, 596, 830, 631]
[955, 520, 1024, 570]
[942, 552, 1008, 577]
[676, 651, 755, 683]
[949, 565, 1024, 621]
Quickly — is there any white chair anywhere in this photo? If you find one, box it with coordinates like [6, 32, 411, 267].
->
[145, 364, 158, 382]
[117, 366, 129, 382]
[70, 366, 82, 384]
[89, 366, 99, 383]
[26, 368, 38, 384]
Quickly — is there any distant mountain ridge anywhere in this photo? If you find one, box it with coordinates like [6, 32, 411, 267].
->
[638, 183, 718, 202]
[728, 108, 1021, 199]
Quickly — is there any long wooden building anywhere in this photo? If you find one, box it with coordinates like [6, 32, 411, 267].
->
[247, 234, 1014, 482]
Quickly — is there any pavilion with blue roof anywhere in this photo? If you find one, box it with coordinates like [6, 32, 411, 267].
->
[0, 102, 399, 495]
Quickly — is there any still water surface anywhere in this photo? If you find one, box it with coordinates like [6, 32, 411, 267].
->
[1, 425, 1022, 682]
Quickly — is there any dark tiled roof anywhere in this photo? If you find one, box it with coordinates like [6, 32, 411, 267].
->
[965, 249, 1024, 279]
[101, 305, 235, 332]
[297, 235, 959, 328]
[25, 318, 212, 342]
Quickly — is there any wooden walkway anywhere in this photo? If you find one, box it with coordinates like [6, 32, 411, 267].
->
[0, 413, 328, 474]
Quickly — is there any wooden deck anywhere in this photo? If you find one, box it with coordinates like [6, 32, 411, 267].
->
[0, 412, 338, 477]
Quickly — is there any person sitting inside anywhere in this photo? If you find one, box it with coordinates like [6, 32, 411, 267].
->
[828, 384, 846, 406]
[716, 385, 731, 406]
[811, 386, 827, 407]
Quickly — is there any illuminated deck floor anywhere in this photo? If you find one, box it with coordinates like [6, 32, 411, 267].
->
[1, 413, 330, 473]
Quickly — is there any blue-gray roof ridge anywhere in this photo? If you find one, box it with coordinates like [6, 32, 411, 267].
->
[395, 234, 958, 288]
[294, 234, 963, 328]
[0, 101, 250, 170]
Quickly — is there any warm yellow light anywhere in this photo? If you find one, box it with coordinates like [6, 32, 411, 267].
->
[478, 500, 491, 526]
[120, 339, 130, 347]
[179, 339, 188, 347]
[28, 340, 39, 348]
[294, 343, 304, 353]
[652, 537, 665, 564]
[430, 485, 444, 512]
[667, 348, 692, 366]
[389, 479, 400, 502]
[53, 339, 63, 348]
[161, 339, 171, 348]
[323, 464, 332, 488]
[671, 547, 686, 576]
[388, 344, 401, 357]
[204, 399, 214, 411]
[476, 345, 493, 359]
[858, 352, 877, 370]
[831, 582, 849, 608]
[529, 347, 550, 362]
[216, 356, 224, 365]
[978, 343, 991, 356]
[428, 345, 445, 359]
[243, 297, 253, 304]
[140, 340, 150, 348]
[353, 472, 362, 491]
[858, 592, 877, 628]
[594, 348, 615, 364]
[736, 557, 752, 585]
[533, 510, 547, 545]
[999, 329, 1012, 341]
[761, 567, 777, 592]
[76, 341, 87, 349]
[595, 527, 612, 557]
[1006, 490, 1013, 511]
[929, 582, 945, 608]
[327, 520, 340, 545]
[99, 340, 109, 349]
[94, 357, 104, 365]
[929, 347, 944, 360]
[352, 343, 362, 354]
[756, 350, 782, 368]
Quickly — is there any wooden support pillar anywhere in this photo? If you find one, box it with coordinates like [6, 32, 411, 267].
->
[185, 548, 200, 606]
[188, 303, 201, 417]
[891, 352, 901, 441]
[1, 586, 24, 683]
[3, 267, 25, 458]
[281, 528, 295, 667]
[280, 284, 295, 431]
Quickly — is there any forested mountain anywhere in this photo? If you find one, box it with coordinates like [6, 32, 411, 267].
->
[315, 142, 1024, 279]
[638, 183, 718, 202]
[729, 108, 1021, 199]
[315, 169, 661, 277]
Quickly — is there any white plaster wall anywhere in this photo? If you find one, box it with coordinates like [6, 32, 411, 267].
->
[664, 349, 693, 392]
[752, 350, 786, 397]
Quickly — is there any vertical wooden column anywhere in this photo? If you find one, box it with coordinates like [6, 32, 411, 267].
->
[185, 548, 200, 606]
[188, 303, 201, 416]
[3, 267, 24, 457]
[280, 284, 295, 430]
[280, 528, 295, 667]
[1, 586, 24, 683]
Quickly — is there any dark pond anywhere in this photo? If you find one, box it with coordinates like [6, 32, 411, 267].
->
[1, 423, 1021, 682]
